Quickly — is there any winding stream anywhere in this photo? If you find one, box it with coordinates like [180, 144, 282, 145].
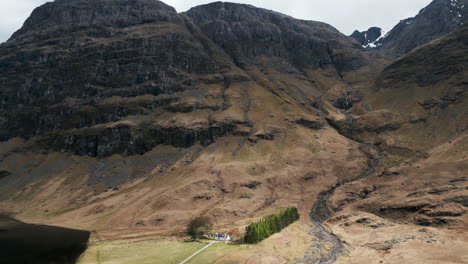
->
[296, 144, 383, 264]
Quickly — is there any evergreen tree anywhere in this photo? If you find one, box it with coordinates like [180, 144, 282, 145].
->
[244, 207, 300, 244]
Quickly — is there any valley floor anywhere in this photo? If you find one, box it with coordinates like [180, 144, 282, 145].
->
[77, 222, 331, 264]
[77, 236, 233, 264]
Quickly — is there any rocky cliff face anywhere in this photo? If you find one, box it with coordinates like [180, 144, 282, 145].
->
[0, 0, 371, 157]
[186, 2, 366, 72]
[350, 27, 382, 47]
[0, 0, 246, 156]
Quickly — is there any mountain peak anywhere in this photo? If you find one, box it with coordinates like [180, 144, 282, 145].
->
[9, 0, 181, 44]
[350, 27, 382, 48]
[374, 0, 466, 56]
[185, 1, 293, 21]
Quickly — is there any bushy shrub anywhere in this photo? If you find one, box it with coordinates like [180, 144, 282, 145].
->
[187, 217, 212, 240]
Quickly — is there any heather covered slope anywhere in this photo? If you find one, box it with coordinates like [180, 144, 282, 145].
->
[330, 132, 468, 264]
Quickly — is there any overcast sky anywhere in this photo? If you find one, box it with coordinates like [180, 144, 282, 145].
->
[0, 0, 433, 43]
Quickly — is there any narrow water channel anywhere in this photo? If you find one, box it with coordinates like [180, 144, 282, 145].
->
[297, 144, 383, 264]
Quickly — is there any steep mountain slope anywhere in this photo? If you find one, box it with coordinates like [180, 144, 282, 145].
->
[0, 0, 374, 156]
[337, 24, 467, 159]
[378, 0, 466, 56]
[0, 0, 375, 237]
[0, 0, 241, 155]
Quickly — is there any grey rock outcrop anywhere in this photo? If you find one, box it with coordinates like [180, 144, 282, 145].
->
[350, 27, 382, 46]
[185, 2, 366, 72]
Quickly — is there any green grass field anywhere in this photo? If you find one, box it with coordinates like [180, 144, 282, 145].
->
[78, 237, 238, 264]
[184, 242, 239, 264]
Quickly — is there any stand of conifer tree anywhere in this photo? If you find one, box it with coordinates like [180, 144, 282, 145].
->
[244, 207, 299, 244]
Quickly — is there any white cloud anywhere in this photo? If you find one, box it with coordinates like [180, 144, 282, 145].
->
[0, 0, 433, 43]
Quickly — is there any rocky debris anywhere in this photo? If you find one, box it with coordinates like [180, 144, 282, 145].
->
[379, 203, 430, 214]
[302, 172, 322, 181]
[419, 203, 465, 217]
[375, 199, 466, 227]
[368, 222, 385, 229]
[414, 216, 458, 226]
[241, 182, 261, 189]
[255, 133, 275, 141]
[418, 89, 466, 110]
[355, 217, 371, 224]
[151, 217, 166, 226]
[293, 222, 347, 264]
[364, 239, 400, 251]
[418, 98, 443, 109]
[444, 195, 468, 207]
[407, 191, 428, 198]
[380, 168, 401, 177]
[249, 128, 283, 143]
[294, 118, 325, 130]
[331, 213, 386, 229]
[407, 186, 461, 197]
[428, 186, 459, 195]
[247, 137, 259, 144]
[135, 220, 146, 226]
[358, 186, 376, 199]
[450, 176, 466, 183]
[193, 194, 213, 200]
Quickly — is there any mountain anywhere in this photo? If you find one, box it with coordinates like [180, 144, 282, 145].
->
[351, 0, 467, 56]
[333, 24, 468, 156]
[0, 0, 466, 263]
[0, 0, 371, 156]
[0, 0, 375, 233]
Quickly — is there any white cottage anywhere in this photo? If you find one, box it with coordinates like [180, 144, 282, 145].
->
[214, 233, 231, 241]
